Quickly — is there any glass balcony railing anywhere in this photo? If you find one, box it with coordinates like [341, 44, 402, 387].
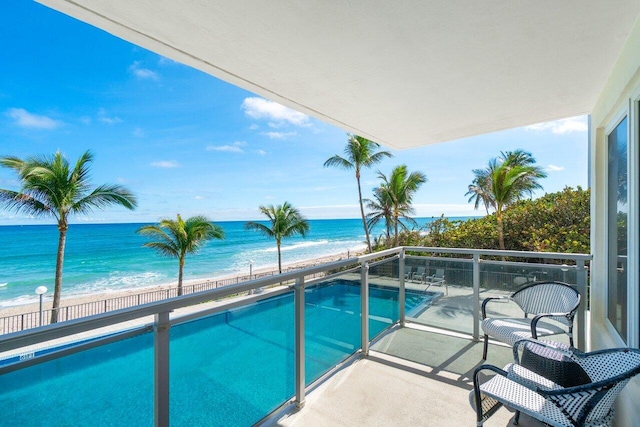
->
[0, 247, 591, 426]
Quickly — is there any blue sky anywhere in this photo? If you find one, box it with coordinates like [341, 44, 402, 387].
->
[0, 1, 588, 225]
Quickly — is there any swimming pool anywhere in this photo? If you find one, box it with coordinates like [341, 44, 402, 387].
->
[0, 281, 434, 426]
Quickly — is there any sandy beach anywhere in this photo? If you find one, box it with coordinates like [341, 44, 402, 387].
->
[0, 249, 364, 319]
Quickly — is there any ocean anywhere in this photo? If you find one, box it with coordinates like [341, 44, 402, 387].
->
[0, 217, 469, 307]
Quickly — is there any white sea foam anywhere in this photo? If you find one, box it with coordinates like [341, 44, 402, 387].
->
[73, 271, 166, 294]
[262, 239, 330, 252]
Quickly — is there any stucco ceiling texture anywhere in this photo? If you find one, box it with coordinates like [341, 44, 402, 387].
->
[39, 1, 640, 149]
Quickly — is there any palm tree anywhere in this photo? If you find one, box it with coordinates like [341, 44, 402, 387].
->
[466, 151, 547, 251]
[245, 202, 310, 274]
[465, 169, 493, 215]
[365, 189, 394, 248]
[324, 134, 392, 252]
[0, 151, 137, 323]
[376, 165, 427, 247]
[137, 214, 224, 296]
[500, 149, 547, 199]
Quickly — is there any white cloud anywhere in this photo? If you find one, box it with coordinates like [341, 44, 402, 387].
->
[256, 149, 267, 156]
[249, 124, 259, 130]
[98, 108, 123, 125]
[6, 108, 63, 129]
[133, 127, 145, 137]
[129, 61, 160, 81]
[206, 141, 246, 153]
[547, 164, 565, 172]
[79, 116, 91, 125]
[194, 195, 204, 200]
[242, 97, 310, 126]
[525, 116, 587, 134]
[150, 160, 180, 168]
[262, 131, 296, 139]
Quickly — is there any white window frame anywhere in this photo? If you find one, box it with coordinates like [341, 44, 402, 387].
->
[628, 88, 640, 348]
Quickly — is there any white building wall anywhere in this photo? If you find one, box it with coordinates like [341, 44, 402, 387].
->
[590, 14, 640, 426]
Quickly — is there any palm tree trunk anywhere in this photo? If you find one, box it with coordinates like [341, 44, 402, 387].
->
[51, 223, 67, 324]
[394, 211, 400, 247]
[277, 240, 282, 274]
[178, 257, 185, 296]
[496, 208, 506, 261]
[385, 225, 391, 248]
[356, 172, 372, 253]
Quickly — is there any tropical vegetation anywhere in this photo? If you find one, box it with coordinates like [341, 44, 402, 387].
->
[137, 214, 224, 296]
[388, 187, 590, 256]
[324, 134, 392, 252]
[245, 202, 310, 274]
[0, 151, 137, 322]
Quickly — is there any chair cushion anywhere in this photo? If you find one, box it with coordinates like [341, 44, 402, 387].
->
[482, 317, 567, 346]
[520, 343, 591, 388]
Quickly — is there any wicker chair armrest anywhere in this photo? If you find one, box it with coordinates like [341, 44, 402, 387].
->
[472, 364, 509, 422]
[481, 296, 509, 319]
[539, 373, 624, 397]
[530, 312, 572, 338]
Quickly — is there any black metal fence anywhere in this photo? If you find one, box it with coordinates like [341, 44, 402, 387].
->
[0, 265, 327, 335]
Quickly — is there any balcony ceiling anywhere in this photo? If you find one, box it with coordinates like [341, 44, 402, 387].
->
[39, 1, 640, 149]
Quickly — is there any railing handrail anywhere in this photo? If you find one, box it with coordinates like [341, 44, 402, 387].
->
[0, 260, 343, 335]
[0, 256, 362, 352]
[404, 246, 592, 261]
[0, 246, 591, 352]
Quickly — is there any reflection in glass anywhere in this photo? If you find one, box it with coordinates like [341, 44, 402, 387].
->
[607, 117, 628, 340]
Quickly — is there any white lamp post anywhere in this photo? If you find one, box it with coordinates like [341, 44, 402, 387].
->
[35, 286, 47, 327]
[560, 264, 569, 283]
[249, 260, 254, 280]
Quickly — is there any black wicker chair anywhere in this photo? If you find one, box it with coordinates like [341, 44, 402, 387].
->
[481, 281, 580, 359]
[471, 339, 640, 426]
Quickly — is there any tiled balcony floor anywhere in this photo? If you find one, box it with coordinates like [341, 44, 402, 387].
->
[271, 326, 546, 427]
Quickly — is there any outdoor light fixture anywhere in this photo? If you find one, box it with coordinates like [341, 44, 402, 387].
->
[35, 286, 47, 327]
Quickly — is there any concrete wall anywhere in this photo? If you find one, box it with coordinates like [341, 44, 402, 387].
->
[590, 14, 640, 426]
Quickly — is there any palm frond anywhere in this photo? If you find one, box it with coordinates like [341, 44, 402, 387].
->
[71, 184, 138, 214]
[137, 215, 224, 260]
[323, 155, 353, 170]
[245, 221, 276, 238]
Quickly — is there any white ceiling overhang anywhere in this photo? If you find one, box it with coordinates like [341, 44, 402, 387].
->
[38, 1, 640, 149]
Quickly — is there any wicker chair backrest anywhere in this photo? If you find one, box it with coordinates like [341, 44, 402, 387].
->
[518, 341, 640, 425]
[512, 282, 579, 325]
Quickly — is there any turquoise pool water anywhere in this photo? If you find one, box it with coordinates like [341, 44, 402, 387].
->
[0, 281, 434, 426]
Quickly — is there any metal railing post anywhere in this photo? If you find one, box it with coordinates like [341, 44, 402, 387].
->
[399, 249, 406, 327]
[154, 311, 171, 427]
[294, 276, 305, 409]
[361, 261, 370, 356]
[473, 253, 480, 341]
[575, 259, 587, 351]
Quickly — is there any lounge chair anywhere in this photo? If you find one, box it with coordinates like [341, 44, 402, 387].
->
[424, 268, 447, 295]
[404, 266, 413, 281]
[471, 339, 640, 427]
[411, 266, 426, 283]
[481, 281, 580, 359]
